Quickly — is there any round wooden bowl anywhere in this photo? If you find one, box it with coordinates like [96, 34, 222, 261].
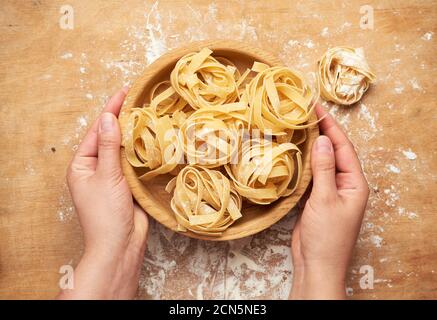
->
[119, 40, 319, 241]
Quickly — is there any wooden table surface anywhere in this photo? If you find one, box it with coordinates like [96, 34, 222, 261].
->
[1, 0, 436, 299]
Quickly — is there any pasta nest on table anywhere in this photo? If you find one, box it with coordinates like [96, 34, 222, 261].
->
[123, 47, 318, 236]
[165, 165, 242, 236]
[317, 46, 376, 106]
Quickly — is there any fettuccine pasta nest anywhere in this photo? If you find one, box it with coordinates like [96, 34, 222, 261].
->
[180, 102, 248, 168]
[165, 165, 242, 236]
[122, 47, 318, 236]
[242, 62, 317, 134]
[225, 138, 302, 205]
[170, 48, 241, 109]
[123, 107, 183, 181]
[317, 46, 376, 106]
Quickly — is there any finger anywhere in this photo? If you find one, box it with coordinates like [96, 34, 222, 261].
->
[316, 105, 368, 191]
[316, 104, 363, 175]
[75, 87, 128, 159]
[311, 135, 337, 201]
[96, 112, 122, 178]
[103, 86, 129, 117]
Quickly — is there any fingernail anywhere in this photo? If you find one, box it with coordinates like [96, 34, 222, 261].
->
[100, 113, 114, 132]
[122, 86, 129, 94]
[315, 135, 333, 154]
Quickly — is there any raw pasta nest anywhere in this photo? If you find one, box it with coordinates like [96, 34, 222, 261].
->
[149, 81, 188, 116]
[165, 165, 242, 236]
[242, 62, 317, 134]
[180, 102, 248, 168]
[123, 47, 318, 236]
[123, 107, 183, 181]
[225, 138, 302, 205]
[317, 46, 376, 105]
[170, 48, 241, 109]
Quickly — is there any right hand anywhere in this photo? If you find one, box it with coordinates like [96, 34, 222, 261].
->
[290, 104, 369, 299]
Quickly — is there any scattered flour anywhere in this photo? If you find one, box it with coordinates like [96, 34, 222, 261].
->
[60, 52, 73, 59]
[384, 186, 400, 207]
[407, 212, 418, 220]
[207, 3, 217, 18]
[287, 39, 299, 47]
[391, 58, 401, 65]
[326, 102, 351, 129]
[235, 20, 258, 41]
[387, 164, 401, 174]
[421, 31, 433, 41]
[60, 113, 91, 147]
[320, 27, 329, 37]
[374, 278, 393, 287]
[358, 103, 377, 131]
[303, 39, 315, 49]
[24, 162, 36, 176]
[104, 59, 142, 85]
[77, 115, 88, 128]
[394, 84, 404, 94]
[402, 149, 417, 160]
[408, 78, 422, 91]
[394, 44, 405, 52]
[144, 1, 167, 65]
[57, 186, 75, 222]
[138, 213, 297, 300]
[104, 59, 142, 86]
[398, 207, 419, 220]
[370, 235, 384, 248]
[339, 22, 352, 31]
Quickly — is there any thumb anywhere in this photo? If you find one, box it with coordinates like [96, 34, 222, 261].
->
[133, 204, 149, 247]
[310, 135, 337, 201]
[97, 112, 122, 177]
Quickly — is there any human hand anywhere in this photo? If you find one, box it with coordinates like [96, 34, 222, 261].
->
[290, 105, 369, 300]
[58, 88, 149, 300]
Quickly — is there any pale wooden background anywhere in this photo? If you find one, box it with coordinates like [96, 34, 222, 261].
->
[0, 0, 436, 299]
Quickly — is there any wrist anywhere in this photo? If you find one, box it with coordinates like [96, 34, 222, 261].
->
[291, 264, 346, 300]
[58, 244, 145, 300]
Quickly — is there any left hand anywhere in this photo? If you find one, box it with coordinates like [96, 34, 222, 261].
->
[290, 105, 369, 299]
[58, 88, 149, 300]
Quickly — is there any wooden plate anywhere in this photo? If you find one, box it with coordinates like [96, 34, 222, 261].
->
[119, 40, 319, 241]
